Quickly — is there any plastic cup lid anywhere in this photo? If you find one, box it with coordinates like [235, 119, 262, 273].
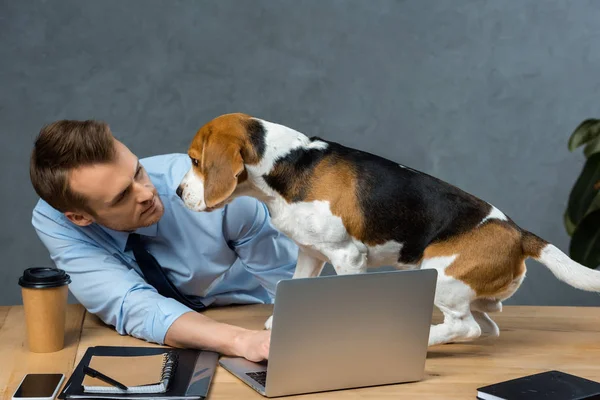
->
[18, 267, 71, 289]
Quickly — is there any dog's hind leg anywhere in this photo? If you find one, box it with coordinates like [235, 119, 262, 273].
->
[471, 298, 503, 313]
[470, 298, 501, 338]
[471, 311, 499, 338]
[426, 270, 481, 346]
[264, 248, 325, 330]
[429, 302, 481, 345]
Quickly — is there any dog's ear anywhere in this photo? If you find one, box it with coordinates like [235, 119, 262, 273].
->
[203, 142, 244, 208]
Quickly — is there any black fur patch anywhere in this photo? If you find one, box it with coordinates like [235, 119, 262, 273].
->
[264, 137, 492, 264]
[263, 145, 327, 202]
[245, 119, 266, 160]
[338, 141, 491, 263]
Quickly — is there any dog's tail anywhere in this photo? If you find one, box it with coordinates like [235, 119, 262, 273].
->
[522, 230, 600, 292]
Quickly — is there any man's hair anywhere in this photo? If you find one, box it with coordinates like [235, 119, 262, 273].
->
[30, 120, 116, 214]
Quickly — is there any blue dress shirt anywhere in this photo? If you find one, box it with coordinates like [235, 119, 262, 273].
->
[31, 153, 298, 344]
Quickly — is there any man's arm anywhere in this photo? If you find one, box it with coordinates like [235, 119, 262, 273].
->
[164, 312, 270, 361]
[32, 207, 271, 361]
[223, 196, 299, 298]
[165, 196, 299, 361]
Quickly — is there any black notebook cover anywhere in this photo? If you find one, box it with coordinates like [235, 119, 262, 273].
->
[477, 370, 600, 400]
[58, 346, 218, 399]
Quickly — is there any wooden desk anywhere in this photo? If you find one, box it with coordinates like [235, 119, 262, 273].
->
[1, 304, 600, 399]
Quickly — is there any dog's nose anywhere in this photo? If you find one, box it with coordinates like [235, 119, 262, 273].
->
[176, 185, 183, 198]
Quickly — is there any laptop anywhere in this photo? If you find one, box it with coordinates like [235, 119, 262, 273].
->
[219, 268, 437, 397]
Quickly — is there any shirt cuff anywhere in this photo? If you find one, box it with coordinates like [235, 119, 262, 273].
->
[146, 297, 194, 344]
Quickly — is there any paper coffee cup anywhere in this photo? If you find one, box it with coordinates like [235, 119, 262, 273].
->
[18, 267, 71, 353]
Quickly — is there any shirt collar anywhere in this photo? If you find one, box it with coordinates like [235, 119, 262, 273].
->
[98, 220, 158, 252]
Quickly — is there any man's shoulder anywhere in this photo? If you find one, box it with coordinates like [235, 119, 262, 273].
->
[31, 198, 81, 238]
[32, 198, 67, 224]
[222, 196, 271, 243]
[140, 153, 191, 195]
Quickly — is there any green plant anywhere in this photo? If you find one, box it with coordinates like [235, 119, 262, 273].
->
[564, 119, 600, 269]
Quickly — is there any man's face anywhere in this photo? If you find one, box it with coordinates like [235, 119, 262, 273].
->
[66, 140, 164, 231]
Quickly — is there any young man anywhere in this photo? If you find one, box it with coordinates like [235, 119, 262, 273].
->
[29, 120, 299, 362]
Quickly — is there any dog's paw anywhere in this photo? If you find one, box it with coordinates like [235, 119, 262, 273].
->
[264, 315, 273, 330]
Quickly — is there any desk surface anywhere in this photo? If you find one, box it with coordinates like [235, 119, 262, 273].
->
[1, 304, 599, 399]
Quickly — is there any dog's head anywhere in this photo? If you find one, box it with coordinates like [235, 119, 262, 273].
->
[177, 113, 261, 212]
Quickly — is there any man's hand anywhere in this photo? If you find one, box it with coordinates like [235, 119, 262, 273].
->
[164, 311, 271, 362]
[233, 329, 271, 362]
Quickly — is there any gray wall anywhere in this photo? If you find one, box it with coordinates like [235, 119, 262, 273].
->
[1, 0, 599, 307]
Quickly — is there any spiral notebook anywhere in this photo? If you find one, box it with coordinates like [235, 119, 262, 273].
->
[58, 346, 218, 399]
[82, 352, 178, 394]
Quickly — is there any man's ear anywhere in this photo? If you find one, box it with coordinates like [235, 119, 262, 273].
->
[65, 211, 94, 227]
[204, 145, 244, 208]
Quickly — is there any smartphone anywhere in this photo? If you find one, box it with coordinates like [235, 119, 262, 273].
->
[12, 373, 65, 400]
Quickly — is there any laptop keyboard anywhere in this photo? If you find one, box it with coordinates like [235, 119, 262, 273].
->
[246, 371, 267, 387]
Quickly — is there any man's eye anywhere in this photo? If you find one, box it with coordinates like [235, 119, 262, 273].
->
[116, 191, 127, 203]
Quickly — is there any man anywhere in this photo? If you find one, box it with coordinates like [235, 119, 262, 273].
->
[29, 119, 299, 362]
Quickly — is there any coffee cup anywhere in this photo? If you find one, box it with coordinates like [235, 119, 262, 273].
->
[18, 267, 71, 353]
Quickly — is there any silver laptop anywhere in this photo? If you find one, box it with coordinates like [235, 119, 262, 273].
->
[219, 268, 437, 397]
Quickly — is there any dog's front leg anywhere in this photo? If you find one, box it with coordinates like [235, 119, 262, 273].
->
[264, 248, 325, 330]
[329, 243, 368, 276]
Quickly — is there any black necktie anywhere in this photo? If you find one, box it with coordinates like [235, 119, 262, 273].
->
[126, 233, 206, 312]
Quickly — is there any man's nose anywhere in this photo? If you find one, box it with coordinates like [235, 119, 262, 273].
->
[138, 183, 154, 203]
[176, 185, 183, 199]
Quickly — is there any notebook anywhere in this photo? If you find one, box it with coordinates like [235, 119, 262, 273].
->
[477, 370, 600, 400]
[82, 352, 178, 394]
[58, 346, 218, 399]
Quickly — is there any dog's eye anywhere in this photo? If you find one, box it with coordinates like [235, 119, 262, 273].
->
[191, 158, 199, 167]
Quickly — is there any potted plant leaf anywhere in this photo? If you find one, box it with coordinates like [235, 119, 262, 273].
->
[564, 119, 600, 269]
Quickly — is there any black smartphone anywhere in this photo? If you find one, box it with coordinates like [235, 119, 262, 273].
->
[12, 373, 65, 400]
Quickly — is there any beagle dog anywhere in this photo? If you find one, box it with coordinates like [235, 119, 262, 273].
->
[177, 113, 600, 346]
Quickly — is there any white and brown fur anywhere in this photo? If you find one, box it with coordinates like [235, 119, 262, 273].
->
[177, 113, 600, 346]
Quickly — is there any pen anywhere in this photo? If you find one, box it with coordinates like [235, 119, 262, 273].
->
[83, 365, 129, 391]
